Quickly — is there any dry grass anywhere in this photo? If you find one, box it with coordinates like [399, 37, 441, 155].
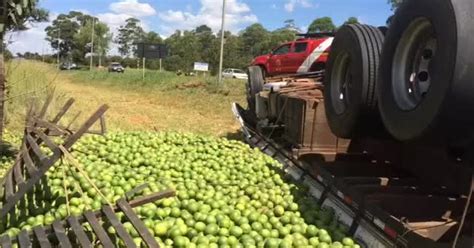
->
[5, 61, 247, 137]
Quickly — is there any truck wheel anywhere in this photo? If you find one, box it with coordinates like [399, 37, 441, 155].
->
[378, 0, 474, 141]
[324, 24, 385, 139]
[247, 66, 265, 113]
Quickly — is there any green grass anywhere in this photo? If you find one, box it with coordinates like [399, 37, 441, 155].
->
[4, 60, 57, 132]
[4, 61, 247, 138]
[69, 68, 241, 93]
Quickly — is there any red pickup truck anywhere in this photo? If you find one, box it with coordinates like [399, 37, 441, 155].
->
[251, 34, 334, 77]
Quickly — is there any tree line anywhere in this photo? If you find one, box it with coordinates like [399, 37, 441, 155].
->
[38, 12, 362, 74]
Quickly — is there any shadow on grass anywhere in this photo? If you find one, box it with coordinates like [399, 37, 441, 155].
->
[224, 131, 244, 141]
[0, 141, 18, 158]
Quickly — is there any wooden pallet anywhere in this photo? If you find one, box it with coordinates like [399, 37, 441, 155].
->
[0, 189, 175, 248]
[0, 95, 108, 227]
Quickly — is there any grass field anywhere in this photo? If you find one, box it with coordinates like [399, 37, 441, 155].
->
[5, 61, 247, 138]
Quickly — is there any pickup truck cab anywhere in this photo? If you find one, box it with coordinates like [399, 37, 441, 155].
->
[251, 33, 334, 77]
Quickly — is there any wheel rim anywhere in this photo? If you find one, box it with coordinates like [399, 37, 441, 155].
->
[392, 18, 437, 111]
[331, 52, 352, 115]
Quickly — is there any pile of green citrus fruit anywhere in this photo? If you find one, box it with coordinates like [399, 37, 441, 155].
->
[1, 132, 359, 248]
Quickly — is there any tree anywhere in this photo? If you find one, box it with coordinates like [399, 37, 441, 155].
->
[240, 23, 271, 57]
[195, 25, 212, 34]
[45, 11, 96, 62]
[115, 18, 145, 57]
[269, 29, 296, 49]
[388, 0, 403, 10]
[280, 19, 301, 33]
[387, 0, 404, 24]
[344, 17, 359, 25]
[143, 31, 162, 44]
[0, 0, 48, 140]
[73, 18, 111, 65]
[308, 17, 336, 33]
[163, 30, 201, 72]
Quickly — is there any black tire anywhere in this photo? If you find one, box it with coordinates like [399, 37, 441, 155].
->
[378, 0, 474, 141]
[247, 66, 265, 113]
[378, 26, 388, 36]
[324, 24, 385, 139]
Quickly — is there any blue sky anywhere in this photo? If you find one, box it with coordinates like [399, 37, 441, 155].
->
[8, 0, 394, 54]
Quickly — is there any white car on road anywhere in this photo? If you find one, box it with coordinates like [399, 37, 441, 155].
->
[222, 68, 248, 80]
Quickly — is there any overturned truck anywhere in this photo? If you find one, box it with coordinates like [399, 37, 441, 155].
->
[234, 0, 473, 247]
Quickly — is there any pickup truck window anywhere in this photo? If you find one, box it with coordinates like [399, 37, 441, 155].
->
[273, 44, 291, 55]
[294, 42, 308, 53]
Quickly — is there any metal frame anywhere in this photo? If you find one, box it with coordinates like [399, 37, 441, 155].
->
[233, 102, 473, 248]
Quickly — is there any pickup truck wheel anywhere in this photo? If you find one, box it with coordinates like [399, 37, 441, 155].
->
[324, 24, 385, 139]
[247, 66, 265, 113]
[378, 0, 474, 141]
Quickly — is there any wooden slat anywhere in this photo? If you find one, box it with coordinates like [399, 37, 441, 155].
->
[25, 134, 48, 162]
[63, 105, 109, 149]
[5, 170, 14, 199]
[1, 111, 106, 218]
[28, 128, 59, 152]
[51, 98, 75, 124]
[0, 235, 12, 248]
[33, 226, 51, 248]
[67, 216, 92, 247]
[128, 189, 176, 208]
[22, 145, 38, 177]
[32, 118, 70, 136]
[66, 111, 81, 130]
[13, 161, 25, 185]
[102, 206, 136, 248]
[37, 92, 54, 119]
[52, 220, 72, 248]
[18, 229, 32, 248]
[100, 114, 107, 134]
[83, 211, 114, 248]
[126, 183, 149, 200]
[117, 199, 159, 248]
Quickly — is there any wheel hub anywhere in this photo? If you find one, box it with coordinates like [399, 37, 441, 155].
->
[392, 18, 437, 111]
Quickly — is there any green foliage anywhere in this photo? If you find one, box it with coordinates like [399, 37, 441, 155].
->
[115, 18, 145, 57]
[388, 0, 403, 10]
[143, 31, 162, 44]
[240, 23, 271, 58]
[308, 17, 336, 33]
[344, 17, 359, 25]
[0, 0, 48, 33]
[73, 19, 111, 63]
[45, 12, 112, 64]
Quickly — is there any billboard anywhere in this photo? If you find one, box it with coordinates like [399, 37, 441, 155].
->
[194, 62, 209, 72]
[136, 43, 169, 59]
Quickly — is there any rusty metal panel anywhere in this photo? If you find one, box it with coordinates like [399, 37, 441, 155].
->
[279, 90, 349, 161]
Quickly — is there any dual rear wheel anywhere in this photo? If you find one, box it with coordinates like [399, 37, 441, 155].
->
[325, 0, 474, 142]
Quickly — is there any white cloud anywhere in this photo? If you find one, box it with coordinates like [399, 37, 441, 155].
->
[7, 13, 58, 55]
[284, 0, 313, 13]
[110, 0, 156, 17]
[158, 0, 257, 36]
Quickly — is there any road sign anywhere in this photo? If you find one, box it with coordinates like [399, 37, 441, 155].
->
[136, 43, 169, 59]
[194, 62, 209, 72]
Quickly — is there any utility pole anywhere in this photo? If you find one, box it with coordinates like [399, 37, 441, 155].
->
[218, 0, 226, 84]
[98, 36, 101, 67]
[142, 57, 146, 81]
[56, 28, 60, 69]
[90, 18, 95, 71]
